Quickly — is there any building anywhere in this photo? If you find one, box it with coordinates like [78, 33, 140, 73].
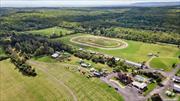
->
[51, 52, 60, 58]
[115, 57, 120, 61]
[80, 63, 91, 68]
[134, 75, 149, 83]
[132, 81, 147, 90]
[125, 60, 142, 67]
[173, 83, 180, 92]
[147, 53, 153, 57]
[93, 71, 101, 77]
[172, 76, 180, 83]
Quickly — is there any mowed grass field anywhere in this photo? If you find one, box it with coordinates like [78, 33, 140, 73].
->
[58, 34, 180, 71]
[27, 27, 73, 37]
[0, 59, 124, 101]
[150, 57, 179, 71]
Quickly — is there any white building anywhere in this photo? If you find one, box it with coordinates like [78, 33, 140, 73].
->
[51, 53, 59, 58]
[132, 81, 147, 90]
[125, 60, 142, 67]
[173, 83, 180, 92]
[172, 76, 180, 83]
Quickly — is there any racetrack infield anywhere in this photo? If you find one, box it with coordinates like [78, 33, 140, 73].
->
[70, 35, 128, 50]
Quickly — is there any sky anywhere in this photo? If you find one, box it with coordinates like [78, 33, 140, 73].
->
[1, 0, 180, 7]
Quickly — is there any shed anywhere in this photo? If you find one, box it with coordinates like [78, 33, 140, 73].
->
[81, 63, 91, 68]
[51, 53, 59, 58]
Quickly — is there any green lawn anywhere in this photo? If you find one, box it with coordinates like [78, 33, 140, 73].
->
[150, 57, 180, 71]
[0, 59, 124, 101]
[32, 56, 56, 63]
[0, 47, 6, 57]
[33, 55, 113, 72]
[58, 33, 180, 71]
[27, 27, 73, 37]
[144, 83, 157, 96]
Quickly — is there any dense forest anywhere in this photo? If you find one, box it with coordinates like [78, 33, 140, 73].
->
[0, 7, 180, 45]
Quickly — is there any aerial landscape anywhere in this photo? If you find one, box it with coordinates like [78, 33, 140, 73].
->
[0, 0, 180, 101]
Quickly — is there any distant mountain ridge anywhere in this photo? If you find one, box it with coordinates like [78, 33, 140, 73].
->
[131, 2, 180, 7]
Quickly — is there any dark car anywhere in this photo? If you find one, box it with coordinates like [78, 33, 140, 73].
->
[115, 88, 118, 91]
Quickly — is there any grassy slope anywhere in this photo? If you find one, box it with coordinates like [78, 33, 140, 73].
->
[150, 58, 179, 71]
[58, 34, 180, 71]
[27, 27, 73, 37]
[0, 59, 123, 101]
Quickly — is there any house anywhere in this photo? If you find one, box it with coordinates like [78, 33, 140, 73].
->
[173, 83, 180, 92]
[172, 76, 180, 83]
[132, 81, 147, 90]
[134, 75, 149, 83]
[117, 72, 133, 85]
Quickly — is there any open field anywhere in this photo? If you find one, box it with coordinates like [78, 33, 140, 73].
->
[27, 27, 73, 37]
[0, 59, 123, 101]
[150, 57, 179, 71]
[58, 33, 180, 71]
[71, 35, 127, 49]
[33, 55, 113, 72]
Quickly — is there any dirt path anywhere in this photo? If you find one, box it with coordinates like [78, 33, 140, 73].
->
[70, 35, 128, 50]
[27, 60, 78, 101]
[146, 56, 155, 68]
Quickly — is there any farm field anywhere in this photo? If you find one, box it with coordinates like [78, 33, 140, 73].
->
[27, 27, 73, 37]
[58, 34, 180, 71]
[0, 59, 124, 101]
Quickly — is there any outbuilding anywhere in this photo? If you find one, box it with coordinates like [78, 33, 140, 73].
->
[134, 75, 149, 83]
[172, 76, 180, 83]
[173, 83, 180, 92]
[132, 81, 147, 90]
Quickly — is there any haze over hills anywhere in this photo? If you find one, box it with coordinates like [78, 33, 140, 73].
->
[132, 2, 180, 7]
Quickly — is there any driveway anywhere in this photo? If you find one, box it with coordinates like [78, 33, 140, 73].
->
[100, 73, 146, 101]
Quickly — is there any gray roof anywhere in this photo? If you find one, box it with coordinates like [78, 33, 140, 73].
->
[173, 84, 180, 92]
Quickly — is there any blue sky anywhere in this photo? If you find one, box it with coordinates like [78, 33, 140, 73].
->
[1, 0, 180, 7]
